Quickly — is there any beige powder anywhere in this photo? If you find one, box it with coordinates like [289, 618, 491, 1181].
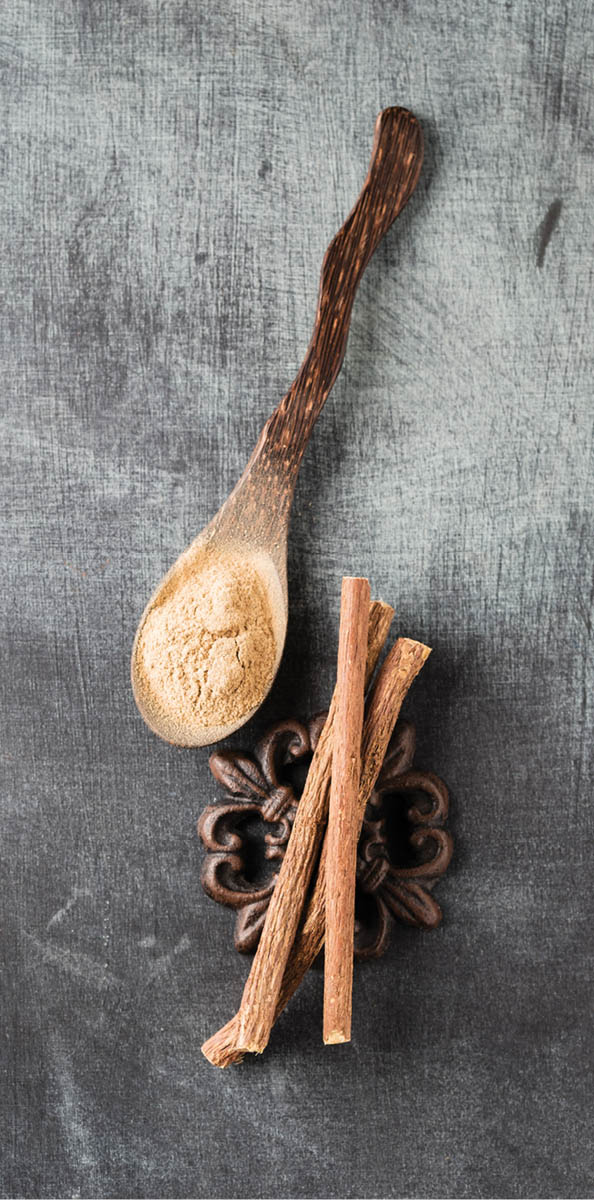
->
[136, 548, 277, 732]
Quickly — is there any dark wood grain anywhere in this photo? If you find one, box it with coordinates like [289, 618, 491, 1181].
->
[262, 108, 424, 473]
[222, 107, 423, 540]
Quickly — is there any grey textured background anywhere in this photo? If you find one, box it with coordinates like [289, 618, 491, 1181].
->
[1, 3, 593, 1198]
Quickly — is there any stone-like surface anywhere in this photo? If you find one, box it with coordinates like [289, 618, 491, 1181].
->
[1, 3, 592, 1197]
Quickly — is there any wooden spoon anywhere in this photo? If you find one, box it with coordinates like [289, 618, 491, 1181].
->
[132, 106, 423, 747]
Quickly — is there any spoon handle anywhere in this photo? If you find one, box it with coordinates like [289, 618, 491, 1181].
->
[254, 107, 423, 486]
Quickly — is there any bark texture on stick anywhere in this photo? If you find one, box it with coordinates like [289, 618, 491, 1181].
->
[201, 599, 394, 1068]
[323, 577, 370, 1044]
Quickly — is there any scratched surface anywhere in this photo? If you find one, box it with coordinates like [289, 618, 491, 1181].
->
[1, 3, 593, 1198]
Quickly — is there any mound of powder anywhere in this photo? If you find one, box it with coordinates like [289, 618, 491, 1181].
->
[137, 549, 277, 731]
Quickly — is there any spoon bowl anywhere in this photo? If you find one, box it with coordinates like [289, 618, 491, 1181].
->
[131, 534, 287, 747]
[132, 107, 423, 747]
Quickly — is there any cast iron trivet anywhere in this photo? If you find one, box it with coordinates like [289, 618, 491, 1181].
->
[198, 716, 453, 960]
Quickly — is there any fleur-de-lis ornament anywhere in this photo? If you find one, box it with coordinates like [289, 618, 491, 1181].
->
[198, 716, 453, 959]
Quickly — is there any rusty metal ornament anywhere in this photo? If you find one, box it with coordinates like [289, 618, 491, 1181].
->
[198, 716, 453, 959]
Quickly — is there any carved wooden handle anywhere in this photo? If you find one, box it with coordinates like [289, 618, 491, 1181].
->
[257, 107, 423, 479]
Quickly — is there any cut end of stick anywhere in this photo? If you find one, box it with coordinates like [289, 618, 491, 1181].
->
[324, 1029, 350, 1045]
[201, 1016, 247, 1068]
[399, 636, 431, 661]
